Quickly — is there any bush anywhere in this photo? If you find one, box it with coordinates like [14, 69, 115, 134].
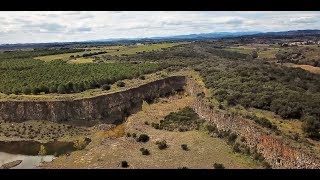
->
[144, 121, 149, 125]
[302, 116, 320, 140]
[262, 161, 272, 169]
[253, 152, 265, 162]
[213, 163, 225, 169]
[151, 122, 160, 129]
[116, 81, 126, 87]
[181, 144, 189, 151]
[73, 137, 90, 150]
[140, 148, 150, 155]
[232, 143, 241, 153]
[139, 75, 146, 80]
[207, 124, 218, 133]
[137, 134, 150, 143]
[132, 133, 137, 138]
[49, 85, 58, 93]
[156, 140, 168, 150]
[102, 84, 111, 91]
[57, 84, 67, 94]
[227, 133, 238, 144]
[121, 161, 129, 168]
[126, 133, 131, 137]
[22, 87, 31, 95]
[32, 87, 41, 95]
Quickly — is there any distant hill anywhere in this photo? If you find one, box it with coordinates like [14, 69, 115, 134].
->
[1, 30, 320, 50]
[239, 29, 320, 38]
[94, 31, 262, 42]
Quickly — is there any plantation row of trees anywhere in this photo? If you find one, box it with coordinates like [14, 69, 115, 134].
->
[0, 58, 165, 95]
[0, 48, 85, 59]
[82, 51, 108, 57]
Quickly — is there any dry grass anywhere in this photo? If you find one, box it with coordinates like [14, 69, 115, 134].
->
[0, 120, 89, 143]
[101, 42, 186, 57]
[42, 95, 262, 169]
[284, 63, 320, 74]
[68, 58, 93, 64]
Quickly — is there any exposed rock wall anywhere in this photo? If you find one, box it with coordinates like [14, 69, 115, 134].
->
[1, 75, 319, 168]
[0, 76, 186, 123]
[185, 77, 320, 169]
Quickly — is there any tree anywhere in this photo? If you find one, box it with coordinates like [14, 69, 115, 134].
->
[49, 85, 58, 93]
[181, 144, 189, 151]
[12, 88, 20, 95]
[102, 84, 111, 91]
[32, 87, 41, 95]
[79, 82, 85, 92]
[251, 50, 258, 59]
[140, 148, 150, 155]
[121, 161, 129, 168]
[65, 82, 73, 93]
[137, 134, 150, 143]
[72, 83, 80, 93]
[156, 140, 168, 150]
[213, 163, 225, 169]
[38, 145, 47, 156]
[302, 116, 320, 140]
[22, 87, 31, 95]
[57, 84, 67, 94]
[116, 81, 126, 87]
[39, 85, 49, 94]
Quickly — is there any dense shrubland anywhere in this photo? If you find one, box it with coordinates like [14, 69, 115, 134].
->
[151, 107, 205, 132]
[275, 47, 320, 67]
[128, 42, 320, 139]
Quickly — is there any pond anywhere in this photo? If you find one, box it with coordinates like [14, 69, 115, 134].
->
[0, 152, 55, 169]
[0, 138, 91, 169]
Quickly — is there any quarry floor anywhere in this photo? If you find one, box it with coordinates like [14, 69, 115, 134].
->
[40, 93, 262, 169]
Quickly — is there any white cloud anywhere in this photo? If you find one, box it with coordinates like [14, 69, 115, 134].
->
[0, 11, 319, 44]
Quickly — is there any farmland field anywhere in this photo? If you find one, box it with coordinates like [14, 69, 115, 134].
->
[34, 43, 185, 62]
[99, 42, 186, 56]
[0, 57, 165, 95]
[224, 46, 280, 59]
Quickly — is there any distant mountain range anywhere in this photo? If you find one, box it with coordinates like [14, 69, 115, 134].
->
[91, 31, 262, 42]
[1, 30, 320, 49]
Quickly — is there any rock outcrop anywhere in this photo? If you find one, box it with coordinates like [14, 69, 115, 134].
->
[0, 76, 186, 123]
[184, 77, 320, 169]
[0, 160, 22, 169]
[1, 75, 320, 168]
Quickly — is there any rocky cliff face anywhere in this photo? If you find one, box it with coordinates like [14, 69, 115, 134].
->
[0, 76, 186, 123]
[184, 77, 320, 169]
[1, 75, 319, 168]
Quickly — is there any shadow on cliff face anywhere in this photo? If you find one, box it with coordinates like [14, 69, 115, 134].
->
[0, 137, 91, 156]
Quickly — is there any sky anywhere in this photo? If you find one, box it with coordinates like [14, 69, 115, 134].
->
[0, 11, 320, 44]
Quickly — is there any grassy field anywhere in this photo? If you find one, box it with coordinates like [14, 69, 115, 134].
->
[34, 45, 122, 62]
[34, 51, 94, 62]
[68, 58, 94, 64]
[42, 94, 262, 169]
[98, 42, 186, 57]
[284, 63, 320, 74]
[0, 120, 89, 143]
[34, 43, 185, 62]
[224, 46, 280, 59]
